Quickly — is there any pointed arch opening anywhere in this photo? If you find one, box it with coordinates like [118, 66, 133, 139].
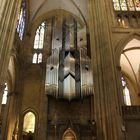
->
[62, 128, 77, 140]
[120, 38, 140, 105]
[22, 112, 36, 140]
[33, 22, 46, 49]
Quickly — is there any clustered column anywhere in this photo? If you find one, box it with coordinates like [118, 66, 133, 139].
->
[88, 0, 124, 140]
[0, 0, 22, 83]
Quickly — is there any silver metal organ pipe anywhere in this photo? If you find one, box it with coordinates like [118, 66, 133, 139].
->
[45, 16, 93, 101]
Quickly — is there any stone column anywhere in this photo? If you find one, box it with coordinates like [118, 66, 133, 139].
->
[0, 0, 6, 21]
[88, 0, 124, 140]
[0, 0, 21, 83]
[37, 20, 53, 140]
[1, 92, 10, 140]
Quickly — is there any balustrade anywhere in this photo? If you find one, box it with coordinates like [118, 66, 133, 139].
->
[122, 106, 140, 116]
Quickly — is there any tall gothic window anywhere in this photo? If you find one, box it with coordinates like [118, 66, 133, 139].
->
[121, 77, 131, 106]
[33, 22, 45, 49]
[113, 0, 140, 11]
[2, 83, 8, 104]
[17, 0, 26, 40]
[32, 22, 45, 64]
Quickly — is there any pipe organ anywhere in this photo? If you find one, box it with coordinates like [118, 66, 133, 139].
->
[45, 16, 93, 101]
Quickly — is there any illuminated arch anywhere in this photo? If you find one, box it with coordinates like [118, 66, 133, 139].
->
[62, 128, 77, 140]
[115, 34, 140, 105]
[23, 111, 36, 133]
[115, 33, 140, 66]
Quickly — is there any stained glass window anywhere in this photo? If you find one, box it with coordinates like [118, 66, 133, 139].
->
[135, 0, 140, 10]
[17, 0, 26, 40]
[33, 22, 45, 49]
[113, 0, 140, 11]
[113, 0, 121, 10]
[127, 0, 135, 11]
[120, 0, 127, 11]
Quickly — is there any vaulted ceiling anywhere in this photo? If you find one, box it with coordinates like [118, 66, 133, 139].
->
[27, 0, 140, 89]
[28, 0, 88, 24]
[121, 39, 140, 88]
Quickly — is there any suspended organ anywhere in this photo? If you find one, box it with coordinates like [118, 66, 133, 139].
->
[45, 16, 93, 101]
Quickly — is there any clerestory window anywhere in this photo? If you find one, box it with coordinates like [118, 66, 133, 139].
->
[17, 0, 26, 40]
[113, 0, 140, 11]
[32, 22, 45, 64]
[33, 22, 45, 49]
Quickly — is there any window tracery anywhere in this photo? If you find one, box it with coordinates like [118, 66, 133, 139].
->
[32, 22, 45, 64]
[113, 0, 140, 28]
[113, 0, 140, 11]
[33, 22, 45, 49]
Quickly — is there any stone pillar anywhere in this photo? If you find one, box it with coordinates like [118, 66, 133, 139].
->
[37, 20, 53, 140]
[88, 0, 124, 140]
[1, 91, 16, 140]
[0, 0, 21, 83]
[37, 63, 48, 140]
[0, 0, 6, 21]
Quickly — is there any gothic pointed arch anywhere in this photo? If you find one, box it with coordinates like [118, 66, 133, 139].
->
[115, 33, 140, 105]
[21, 109, 38, 140]
[62, 128, 77, 140]
[115, 32, 140, 65]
